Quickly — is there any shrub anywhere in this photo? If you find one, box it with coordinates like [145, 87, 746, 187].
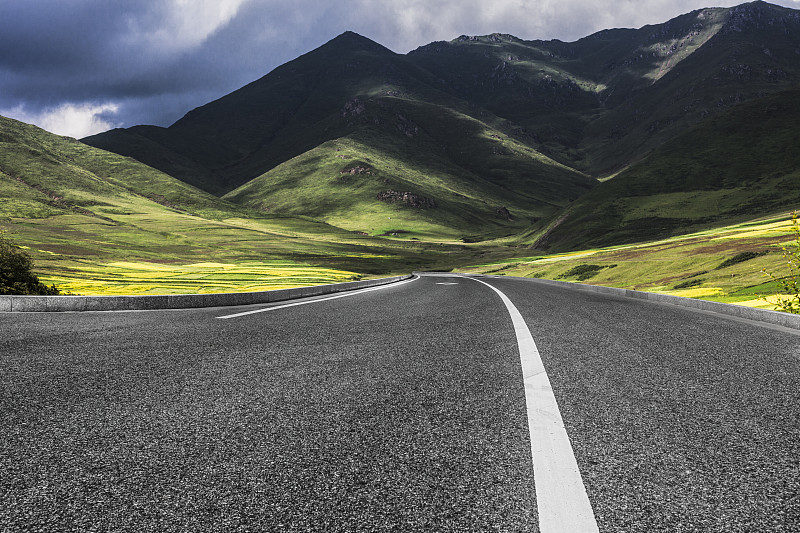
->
[674, 278, 704, 290]
[0, 233, 60, 295]
[716, 251, 766, 270]
[558, 263, 617, 281]
[762, 211, 800, 314]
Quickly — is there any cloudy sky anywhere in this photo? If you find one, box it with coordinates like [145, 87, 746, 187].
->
[2, 0, 799, 138]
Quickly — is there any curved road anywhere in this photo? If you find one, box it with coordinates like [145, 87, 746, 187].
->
[1, 273, 798, 532]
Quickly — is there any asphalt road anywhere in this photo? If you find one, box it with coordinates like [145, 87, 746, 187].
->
[1, 273, 799, 532]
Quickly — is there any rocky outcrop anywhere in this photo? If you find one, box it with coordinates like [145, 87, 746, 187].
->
[340, 165, 373, 175]
[724, 2, 800, 34]
[496, 206, 512, 220]
[377, 190, 437, 208]
[341, 98, 365, 117]
[395, 113, 419, 138]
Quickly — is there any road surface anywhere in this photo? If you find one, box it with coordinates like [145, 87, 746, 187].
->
[1, 273, 798, 532]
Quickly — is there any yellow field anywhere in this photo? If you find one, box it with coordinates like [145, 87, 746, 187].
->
[464, 212, 800, 311]
[38, 260, 360, 295]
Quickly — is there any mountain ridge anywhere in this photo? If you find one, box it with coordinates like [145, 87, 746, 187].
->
[80, 1, 800, 248]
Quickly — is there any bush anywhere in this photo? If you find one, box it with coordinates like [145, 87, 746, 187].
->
[674, 278, 704, 290]
[0, 233, 60, 295]
[762, 211, 800, 314]
[558, 263, 617, 281]
[716, 251, 766, 270]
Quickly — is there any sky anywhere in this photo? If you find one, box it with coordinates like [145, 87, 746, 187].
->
[2, 0, 799, 138]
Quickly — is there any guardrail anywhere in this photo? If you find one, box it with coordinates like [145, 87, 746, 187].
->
[516, 276, 800, 330]
[0, 275, 413, 313]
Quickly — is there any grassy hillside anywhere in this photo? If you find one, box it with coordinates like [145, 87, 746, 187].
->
[86, 31, 557, 195]
[464, 211, 800, 311]
[87, 32, 595, 241]
[82, 3, 800, 252]
[4, 110, 799, 302]
[29, 2, 800, 298]
[223, 93, 592, 242]
[78, 125, 234, 195]
[1, 115, 506, 294]
[534, 87, 800, 251]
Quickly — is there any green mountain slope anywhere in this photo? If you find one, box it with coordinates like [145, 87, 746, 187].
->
[0, 116, 238, 221]
[580, 1, 800, 174]
[1, 115, 494, 288]
[79, 125, 238, 195]
[84, 31, 595, 240]
[85, 32, 482, 193]
[408, 2, 800, 175]
[80, 2, 800, 250]
[222, 88, 592, 240]
[532, 87, 800, 251]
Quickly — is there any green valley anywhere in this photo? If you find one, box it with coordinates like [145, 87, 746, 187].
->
[3, 1, 800, 309]
[0, 115, 510, 294]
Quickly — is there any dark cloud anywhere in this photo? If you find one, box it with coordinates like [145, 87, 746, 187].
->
[2, 0, 799, 137]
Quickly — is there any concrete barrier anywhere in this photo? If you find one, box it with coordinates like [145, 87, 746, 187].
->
[0, 275, 413, 313]
[485, 274, 800, 330]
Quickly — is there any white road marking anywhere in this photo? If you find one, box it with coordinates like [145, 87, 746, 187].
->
[435, 282, 459, 285]
[216, 276, 419, 319]
[465, 275, 600, 533]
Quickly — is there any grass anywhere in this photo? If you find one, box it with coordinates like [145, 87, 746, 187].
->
[5, 11, 800, 300]
[534, 87, 800, 251]
[36, 260, 359, 296]
[1, 115, 514, 295]
[3, 116, 799, 301]
[463, 211, 800, 311]
[222, 94, 593, 243]
[81, 8, 800, 258]
[1, 208, 500, 295]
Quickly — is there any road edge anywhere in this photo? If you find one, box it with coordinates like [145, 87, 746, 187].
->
[463, 274, 800, 330]
[0, 275, 413, 313]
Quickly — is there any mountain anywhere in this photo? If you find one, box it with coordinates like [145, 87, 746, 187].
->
[526, 87, 800, 250]
[85, 31, 594, 241]
[82, 1, 800, 247]
[1, 114, 500, 280]
[0, 115, 237, 222]
[408, 1, 800, 175]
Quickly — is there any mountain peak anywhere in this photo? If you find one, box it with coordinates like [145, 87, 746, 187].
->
[723, 0, 800, 30]
[82, 0, 800, 247]
[730, 0, 794, 15]
[321, 31, 390, 54]
[335, 30, 368, 40]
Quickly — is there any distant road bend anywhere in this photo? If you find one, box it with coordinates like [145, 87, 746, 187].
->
[2, 273, 799, 532]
